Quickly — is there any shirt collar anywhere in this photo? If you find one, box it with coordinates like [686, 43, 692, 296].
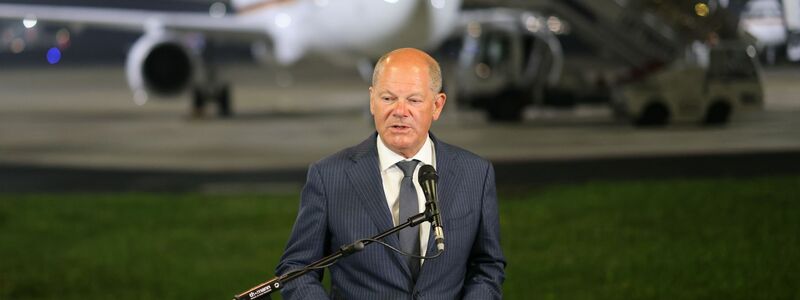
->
[377, 134, 435, 172]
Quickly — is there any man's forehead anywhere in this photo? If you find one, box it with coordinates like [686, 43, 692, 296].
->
[385, 63, 426, 76]
[377, 65, 427, 84]
[375, 83, 426, 97]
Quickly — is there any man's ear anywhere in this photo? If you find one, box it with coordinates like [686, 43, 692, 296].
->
[368, 87, 375, 115]
[432, 92, 447, 121]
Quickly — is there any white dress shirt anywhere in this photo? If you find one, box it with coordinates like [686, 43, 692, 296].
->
[376, 134, 435, 259]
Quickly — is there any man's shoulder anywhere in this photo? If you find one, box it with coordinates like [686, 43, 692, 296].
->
[310, 135, 374, 170]
[314, 145, 358, 167]
[436, 138, 491, 166]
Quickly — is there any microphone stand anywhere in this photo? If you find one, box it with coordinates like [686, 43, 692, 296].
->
[233, 209, 436, 300]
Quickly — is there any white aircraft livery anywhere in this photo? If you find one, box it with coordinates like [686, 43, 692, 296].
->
[0, 0, 462, 114]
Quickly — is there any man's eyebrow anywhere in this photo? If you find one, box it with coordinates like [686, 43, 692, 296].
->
[378, 90, 397, 97]
[378, 89, 424, 98]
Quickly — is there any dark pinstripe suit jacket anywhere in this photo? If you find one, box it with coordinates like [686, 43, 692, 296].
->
[276, 133, 506, 300]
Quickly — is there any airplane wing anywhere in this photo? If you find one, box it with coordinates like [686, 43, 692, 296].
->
[0, 3, 267, 40]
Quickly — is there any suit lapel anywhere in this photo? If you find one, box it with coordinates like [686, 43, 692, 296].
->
[345, 134, 395, 235]
[345, 134, 408, 274]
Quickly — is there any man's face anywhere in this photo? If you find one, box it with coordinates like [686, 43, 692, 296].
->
[370, 61, 446, 158]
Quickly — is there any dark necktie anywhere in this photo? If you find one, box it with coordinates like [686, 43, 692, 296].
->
[396, 159, 420, 280]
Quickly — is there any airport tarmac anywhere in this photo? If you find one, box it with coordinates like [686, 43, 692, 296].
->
[1, 62, 799, 175]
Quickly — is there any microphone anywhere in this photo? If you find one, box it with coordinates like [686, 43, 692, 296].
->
[418, 164, 444, 252]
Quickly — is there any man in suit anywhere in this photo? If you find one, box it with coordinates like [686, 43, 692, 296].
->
[276, 48, 505, 299]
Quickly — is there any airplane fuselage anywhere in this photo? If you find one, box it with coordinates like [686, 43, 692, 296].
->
[230, 0, 462, 64]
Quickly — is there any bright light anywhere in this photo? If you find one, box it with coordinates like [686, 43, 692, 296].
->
[10, 38, 25, 53]
[22, 16, 38, 29]
[314, 0, 329, 7]
[746, 45, 757, 58]
[431, 0, 446, 9]
[56, 28, 71, 49]
[547, 16, 563, 33]
[384, 0, 399, 3]
[694, 3, 710, 17]
[46, 47, 61, 64]
[275, 13, 292, 28]
[209, 2, 227, 18]
[525, 15, 541, 33]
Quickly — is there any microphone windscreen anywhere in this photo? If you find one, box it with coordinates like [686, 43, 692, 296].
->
[418, 164, 438, 183]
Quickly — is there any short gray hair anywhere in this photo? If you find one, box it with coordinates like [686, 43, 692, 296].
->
[371, 49, 443, 93]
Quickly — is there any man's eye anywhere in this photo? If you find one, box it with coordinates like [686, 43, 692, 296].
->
[410, 99, 422, 103]
[382, 96, 392, 101]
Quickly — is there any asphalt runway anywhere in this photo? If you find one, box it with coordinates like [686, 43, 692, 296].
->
[1, 61, 799, 192]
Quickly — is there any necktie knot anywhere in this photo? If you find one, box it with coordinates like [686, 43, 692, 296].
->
[396, 160, 419, 178]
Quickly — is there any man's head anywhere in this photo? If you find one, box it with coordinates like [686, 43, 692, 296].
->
[369, 48, 447, 158]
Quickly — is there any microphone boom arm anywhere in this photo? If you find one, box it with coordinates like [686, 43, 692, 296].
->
[233, 210, 432, 300]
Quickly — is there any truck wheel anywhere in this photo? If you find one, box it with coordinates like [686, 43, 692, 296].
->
[486, 101, 525, 122]
[703, 101, 731, 125]
[634, 102, 669, 127]
[485, 89, 527, 122]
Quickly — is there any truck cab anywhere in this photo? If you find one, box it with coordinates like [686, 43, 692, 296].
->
[613, 41, 764, 126]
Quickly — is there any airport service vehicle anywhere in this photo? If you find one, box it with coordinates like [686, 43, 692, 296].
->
[446, 8, 563, 122]
[612, 41, 764, 126]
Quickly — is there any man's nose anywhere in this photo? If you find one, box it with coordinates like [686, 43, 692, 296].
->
[391, 99, 409, 117]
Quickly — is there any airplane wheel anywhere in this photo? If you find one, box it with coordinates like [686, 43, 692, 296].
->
[703, 101, 731, 126]
[192, 87, 208, 118]
[634, 102, 669, 127]
[216, 83, 232, 118]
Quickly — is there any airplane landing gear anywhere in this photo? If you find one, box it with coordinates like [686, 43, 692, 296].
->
[191, 41, 233, 119]
[192, 82, 232, 118]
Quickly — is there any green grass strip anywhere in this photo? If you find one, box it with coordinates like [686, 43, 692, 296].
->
[1, 176, 798, 299]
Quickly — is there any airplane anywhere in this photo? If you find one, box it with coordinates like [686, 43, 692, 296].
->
[739, 0, 788, 64]
[0, 0, 466, 117]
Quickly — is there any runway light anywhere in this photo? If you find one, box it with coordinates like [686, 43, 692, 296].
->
[431, 0, 446, 9]
[275, 13, 292, 28]
[46, 47, 61, 64]
[56, 28, 71, 49]
[209, 2, 227, 18]
[10, 38, 25, 53]
[695, 3, 709, 17]
[23, 15, 38, 28]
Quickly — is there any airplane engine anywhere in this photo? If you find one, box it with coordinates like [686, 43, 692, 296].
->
[126, 33, 199, 100]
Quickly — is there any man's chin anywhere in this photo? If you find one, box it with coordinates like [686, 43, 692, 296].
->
[381, 135, 418, 154]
